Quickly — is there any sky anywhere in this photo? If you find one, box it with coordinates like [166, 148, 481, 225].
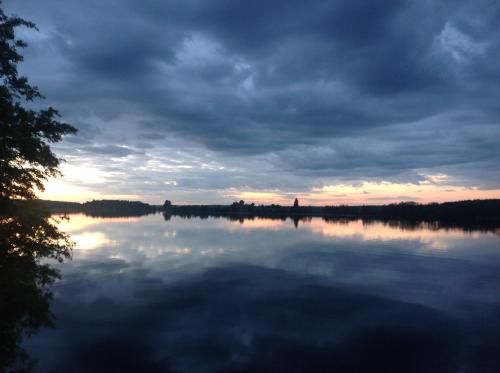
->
[5, 0, 500, 205]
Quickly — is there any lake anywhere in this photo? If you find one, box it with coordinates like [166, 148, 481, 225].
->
[24, 214, 500, 372]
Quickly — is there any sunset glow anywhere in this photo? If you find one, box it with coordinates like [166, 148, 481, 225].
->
[41, 172, 500, 205]
[7, 0, 500, 205]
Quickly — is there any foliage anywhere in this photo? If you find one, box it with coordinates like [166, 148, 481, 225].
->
[0, 4, 75, 371]
[0, 3, 76, 203]
[161, 199, 500, 231]
[0, 203, 73, 372]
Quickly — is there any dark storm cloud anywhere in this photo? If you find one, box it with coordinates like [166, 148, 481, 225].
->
[4, 0, 500, 189]
[277, 119, 500, 179]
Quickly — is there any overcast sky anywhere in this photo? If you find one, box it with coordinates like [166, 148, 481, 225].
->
[5, 0, 500, 204]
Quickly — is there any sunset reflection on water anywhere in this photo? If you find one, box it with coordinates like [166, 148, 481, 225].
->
[57, 214, 142, 232]
[218, 216, 484, 252]
[27, 213, 500, 372]
[55, 213, 496, 259]
[56, 214, 142, 250]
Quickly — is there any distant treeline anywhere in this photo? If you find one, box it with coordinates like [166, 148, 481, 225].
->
[163, 199, 500, 222]
[21, 199, 159, 217]
[19, 199, 500, 228]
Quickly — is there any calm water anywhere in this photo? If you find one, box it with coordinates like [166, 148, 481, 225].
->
[25, 214, 500, 372]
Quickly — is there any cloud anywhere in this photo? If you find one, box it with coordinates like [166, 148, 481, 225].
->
[4, 0, 500, 201]
[80, 145, 140, 157]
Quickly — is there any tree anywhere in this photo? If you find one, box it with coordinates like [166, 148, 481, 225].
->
[293, 198, 299, 208]
[0, 4, 76, 205]
[0, 5, 75, 371]
[0, 204, 73, 371]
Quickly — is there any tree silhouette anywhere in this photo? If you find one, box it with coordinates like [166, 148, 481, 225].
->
[0, 4, 75, 371]
[0, 4, 76, 205]
[0, 203, 73, 372]
[293, 198, 299, 208]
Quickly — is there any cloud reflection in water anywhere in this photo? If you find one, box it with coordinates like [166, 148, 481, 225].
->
[24, 214, 500, 372]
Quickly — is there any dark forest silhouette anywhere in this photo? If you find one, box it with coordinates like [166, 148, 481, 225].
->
[161, 199, 500, 231]
[0, 5, 75, 371]
[34, 198, 500, 231]
[0, 202, 72, 372]
[161, 199, 500, 221]
[28, 199, 158, 217]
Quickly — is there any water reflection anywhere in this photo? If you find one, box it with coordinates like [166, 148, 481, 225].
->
[229, 217, 482, 240]
[19, 214, 500, 372]
[0, 205, 72, 372]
